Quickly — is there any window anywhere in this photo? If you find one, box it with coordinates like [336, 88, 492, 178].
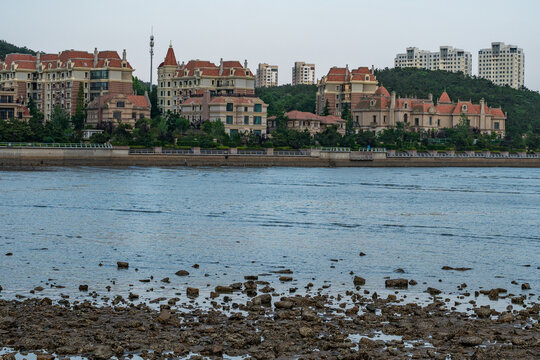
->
[90, 70, 108, 79]
[132, 112, 137, 119]
[244, 106, 248, 112]
[117, 101, 125, 108]
[226, 115, 233, 124]
[494, 122, 500, 130]
[372, 115, 376, 123]
[226, 103, 233, 112]
[415, 118, 419, 126]
[253, 130, 261, 136]
[437, 119, 440, 126]
[429, 117, 432, 125]
[244, 116, 249, 125]
[254, 116, 262, 125]
[113, 111, 122, 121]
[254, 104, 262, 112]
[230, 129, 238, 136]
[403, 114, 408, 123]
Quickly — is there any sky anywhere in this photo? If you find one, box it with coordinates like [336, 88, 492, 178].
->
[4, 0, 539, 91]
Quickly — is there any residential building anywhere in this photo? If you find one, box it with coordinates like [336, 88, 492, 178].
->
[255, 63, 278, 87]
[157, 45, 268, 136]
[0, 86, 30, 120]
[352, 87, 505, 135]
[267, 110, 345, 135]
[394, 46, 472, 76]
[316, 65, 378, 116]
[478, 42, 524, 89]
[0, 49, 134, 120]
[86, 93, 151, 128]
[292, 62, 315, 85]
[181, 92, 267, 136]
[157, 45, 256, 114]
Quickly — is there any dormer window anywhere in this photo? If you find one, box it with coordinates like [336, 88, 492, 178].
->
[403, 102, 408, 109]
[365, 75, 369, 81]
[462, 104, 467, 112]
[370, 100, 376, 106]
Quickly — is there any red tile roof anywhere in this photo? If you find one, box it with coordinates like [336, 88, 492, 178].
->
[375, 86, 390, 97]
[223, 61, 243, 68]
[128, 95, 150, 108]
[491, 108, 505, 117]
[161, 46, 177, 67]
[285, 110, 345, 124]
[439, 91, 451, 103]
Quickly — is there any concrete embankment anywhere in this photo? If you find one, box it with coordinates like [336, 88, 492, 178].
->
[1, 147, 540, 168]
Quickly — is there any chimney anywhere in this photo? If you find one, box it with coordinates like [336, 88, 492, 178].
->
[93, 48, 98, 67]
[122, 49, 126, 61]
[244, 59, 248, 69]
[428, 93, 433, 102]
[219, 58, 223, 76]
[371, 65, 375, 73]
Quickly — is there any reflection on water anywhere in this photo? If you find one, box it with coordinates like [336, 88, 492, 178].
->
[0, 167, 538, 302]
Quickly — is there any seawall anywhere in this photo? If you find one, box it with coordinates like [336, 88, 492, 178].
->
[1, 147, 540, 168]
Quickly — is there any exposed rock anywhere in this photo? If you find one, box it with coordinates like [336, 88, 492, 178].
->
[79, 285, 88, 292]
[215, 285, 233, 294]
[385, 278, 408, 289]
[192, 264, 199, 269]
[458, 336, 483, 346]
[244, 275, 258, 280]
[161, 277, 170, 283]
[474, 306, 491, 318]
[117, 261, 129, 269]
[301, 308, 320, 322]
[36, 355, 55, 360]
[409, 279, 418, 286]
[426, 287, 441, 296]
[252, 294, 272, 306]
[5, 252, 13, 256]
[157, 309, 171, 323]
[441, 266, 471, 271]
[275, 301, 293, 309]
[521, 283, 531, 290]
[394, 268, 405, 273]
[359, 252, 366, 256]
[273, 269, 293, 274]
[175, 270, 189, 276]
[353, 276, 366, 286]
[299, 326, 313, 337]
[279, 276, 293, 282]
[186, 287, 199, 297]
[93, 345, 113, 360]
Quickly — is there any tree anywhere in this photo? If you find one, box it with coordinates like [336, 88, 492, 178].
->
[71, 85, 86, 131]
[149, 85, 160, 119]
[49, 106, 73, 142]
[341, 103, 355, 136]
[322, 99, 330, 116]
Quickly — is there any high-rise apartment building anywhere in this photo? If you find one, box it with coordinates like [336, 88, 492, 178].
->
[478, 42, 524, 89]
[255, 63, 278, 88]
[0, 49, 134, 120]
[292, 62, 315, 85]
[394, 46, 472, 76]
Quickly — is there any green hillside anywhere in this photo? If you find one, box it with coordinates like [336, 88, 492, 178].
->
[374, 67, 540, 140]
[255, 84, 316, 117]
[0, 40, 36, 60]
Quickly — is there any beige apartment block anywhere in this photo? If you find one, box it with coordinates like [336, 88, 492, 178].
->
[316, 65, 378, 116]
[86, 93, 151, 128]
[181, 92, 267, 136]
[292, 62, 315, 85]
[478, 42, 524, 89]
[157, 45, 257, 114]
[0, 49, 134, 120]
[256, 63, 278, 88]
[394, 46, 472, 76]
[352, 87, 505, 135]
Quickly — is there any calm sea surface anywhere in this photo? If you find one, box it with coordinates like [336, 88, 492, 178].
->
[0, 167, 539, 304]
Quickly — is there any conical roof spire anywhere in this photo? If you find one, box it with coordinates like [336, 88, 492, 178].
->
[163, 43, 177, 66]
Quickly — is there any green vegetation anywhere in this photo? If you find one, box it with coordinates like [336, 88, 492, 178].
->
[0, 40, 35, 60]
[256, 84, 317, 117]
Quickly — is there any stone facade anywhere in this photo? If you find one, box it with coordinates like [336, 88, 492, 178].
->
[181, 93, 267, 136]
[394, 46, 472, 76]
[478, 42, 524, 89]
[86, 93, 150, 128]
[352, 87, 505, 135]
[0, 49, 134, 120]
[316, 65, 378, 117]
[292, 62, 315, 85]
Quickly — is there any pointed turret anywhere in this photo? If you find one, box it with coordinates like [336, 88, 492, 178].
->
[161, 43, 177, 67]
[438, 91, 451, 104]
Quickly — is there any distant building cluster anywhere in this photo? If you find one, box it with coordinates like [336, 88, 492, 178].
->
[292, 62, 315, 86]
[0, 49, 137, 121]
[394, 42, 525, 89]
[255, 63, 278, 88]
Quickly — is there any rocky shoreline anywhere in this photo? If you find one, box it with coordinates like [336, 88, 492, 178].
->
[1, 276, 538, 360]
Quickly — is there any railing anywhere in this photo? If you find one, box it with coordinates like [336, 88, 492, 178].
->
[357, 147, 387, 152]
[387, 151, 540, 159]
[200, 149, 228, 155]
[318, 147, 351, 152]
[162, 149, 194, 155]
[0, 142, 113, 149]
[238, 150, 266, 155]
[275, 150, 310, 157]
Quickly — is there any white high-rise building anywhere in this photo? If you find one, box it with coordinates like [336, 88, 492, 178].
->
[255, 63, 278, 88]
[478, 42, 524, 89]
[292, 62, 315, 85]
[394, 46, 472, 76]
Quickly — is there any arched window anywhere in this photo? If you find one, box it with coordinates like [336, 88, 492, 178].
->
[403, 114, 408, 123]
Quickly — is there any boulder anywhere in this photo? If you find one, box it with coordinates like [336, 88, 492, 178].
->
[426, 287, 441, 296]
[175, 270, 189, 276]
[215, 285, 233, 294]
[301, 308, 320, 322]
[252, 294, 272, 306]
[244, 275, 258, 280]
[353, 276, 366, 286]
[117, 261, 129, 269]
[36, 355, 55, 360]
[474, 307, 491, 318]
[157, 309, 171, 323]
[521, 283, 531, 290]
[79, 285, 88, 292]
[385, 279, 408, 289]
[93, 345, 113, 360]
[299, 326, 313, 337]
[458, 336, 483, 346]
[279, 276, 293, 282]
[275, 301, 293, 309]
[186, 287, 199, 297]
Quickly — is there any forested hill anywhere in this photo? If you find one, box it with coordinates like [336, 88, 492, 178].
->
[255, 84, 317, 117]
[374, 67, 540, 139]
[0, 40, 36, 60]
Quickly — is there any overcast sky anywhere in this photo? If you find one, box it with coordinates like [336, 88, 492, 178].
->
[4, 0, 539, 91]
